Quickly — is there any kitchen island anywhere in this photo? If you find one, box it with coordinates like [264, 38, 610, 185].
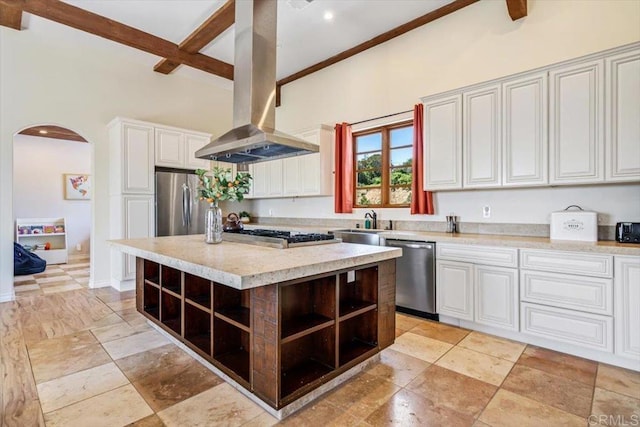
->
[110, 235, 401, 417]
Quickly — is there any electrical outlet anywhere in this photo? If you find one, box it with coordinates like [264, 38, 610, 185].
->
[268, 209, 274, 217]
[483, 206, 491, 218]
[76, 243, 82, 252]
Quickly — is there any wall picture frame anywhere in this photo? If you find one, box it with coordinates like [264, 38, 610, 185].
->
[64, 173, 91, 200]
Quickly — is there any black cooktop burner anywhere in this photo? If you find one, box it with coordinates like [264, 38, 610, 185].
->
[225, 229, 336, 244]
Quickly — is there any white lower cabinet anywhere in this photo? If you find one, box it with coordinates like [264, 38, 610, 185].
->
[475, 266, 519, 331]
[437, 244, 519, 331]
[521, 303, 613, 352]
[437, 260, 473, 321]
[614, 256, 640, 363]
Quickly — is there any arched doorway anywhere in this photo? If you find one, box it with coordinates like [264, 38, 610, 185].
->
[12, 125, 93, 297]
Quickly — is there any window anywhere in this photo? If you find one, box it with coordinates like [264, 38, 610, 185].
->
[353, 121, 413, 208]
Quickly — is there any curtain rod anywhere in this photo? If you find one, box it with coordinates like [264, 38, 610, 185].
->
[350, 109, 413, 126]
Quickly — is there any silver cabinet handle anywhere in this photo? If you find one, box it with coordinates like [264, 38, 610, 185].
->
[182, 184, 189, 227]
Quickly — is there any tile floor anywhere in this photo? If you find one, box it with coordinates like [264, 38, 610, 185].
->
[2, 262, 639, 426]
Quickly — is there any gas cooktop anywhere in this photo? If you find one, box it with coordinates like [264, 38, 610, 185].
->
[222, 229, 339, 249]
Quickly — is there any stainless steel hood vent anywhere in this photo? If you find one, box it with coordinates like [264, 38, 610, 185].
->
[196, 0, 318, 164]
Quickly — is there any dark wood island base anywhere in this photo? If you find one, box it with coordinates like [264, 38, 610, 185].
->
[135, 257, 396, 417]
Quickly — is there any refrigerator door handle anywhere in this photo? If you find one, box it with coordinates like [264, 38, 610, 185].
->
[182, 183, 189, 227]
[186, 185, 192, 226]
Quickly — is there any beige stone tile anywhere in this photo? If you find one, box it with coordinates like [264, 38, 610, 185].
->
[479, 389, 585, 427]
[395, 313, 424, 331]
[279, 400, 359, 426]
[365, 347, 431, 387]
[115, 344, 194, 383]
[157, 383, 263, 427]
[324, 372, 400, 419]
[107, 299, 137, 312]
[44, 384, 153, 427]
[502, 365, 594, 417]
[87, 312, 128, 329]
[35, 275, 73, 284]
[41, 283, 83, 294]
[364, 389, 475, 427]
[14, 274, 35, 282]
[27, 330, 98, 356]
[596, 364, 640, 399]
[436, 346, 513, 386]
[125, 414, 166, 427]
[389, 332, 453, 363]
[591, 387, 640, 422]
[91, 322, 149, 344]
[517, 345, 597, 386]
[14, 284, 41, 292]
[241, 412, 278, 427]
[37, 362, 129, 413]
[407, 364, 497, 418]
[458, 331, 525, 362]
[1, 399, 45, 427]
[102, 329, 170, 360]
[409, 320, 470, 345]
[30, 343, 112, 384]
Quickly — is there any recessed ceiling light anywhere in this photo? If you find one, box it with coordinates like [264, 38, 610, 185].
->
[39, 130, 48, 134]
[323, 11, 334, 21]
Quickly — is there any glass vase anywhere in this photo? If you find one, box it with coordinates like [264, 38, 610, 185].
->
[204, 202, 223, 244]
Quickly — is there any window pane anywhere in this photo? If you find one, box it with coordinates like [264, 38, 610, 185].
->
[390, 166, 412, 185]
[357, 152, 382, 170]
[356, 188, 381, 206]
[390, 187, 412, 205]
[357, 170, 382, 187]
[356, 133, 382, 153]
[391, 147, 412, 167]
[390, 126, 413, 148]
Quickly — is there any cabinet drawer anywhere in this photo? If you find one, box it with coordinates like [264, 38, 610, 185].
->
[521, 302, 613, 352]
[520, 249, 612, 278]
[520, 270, 612, 315]
[437, 244, 518, 268]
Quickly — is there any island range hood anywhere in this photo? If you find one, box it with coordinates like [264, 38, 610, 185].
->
[196, 0, 319, 164]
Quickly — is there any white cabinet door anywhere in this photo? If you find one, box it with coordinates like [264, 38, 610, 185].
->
[122, 196, 154, 280]
[606, 49, 640, 182]
[436, 260, 473, 321]
[121, 122, 155, 194]
[249, 162, 268, 198]
[502, 72, 548, 186]
[184, 133, 211, 170]
[475, 265, 519, 331]
[463, 85, 501, 188]
[267, 160, 283, 196]
[155, 128, 184, 168]
[614, 256, 640, 362]
[424, 94, 463, 190]
[300, 153, 322, 194]
[549, 60, 605, 184]
[282, 156, 301, 196]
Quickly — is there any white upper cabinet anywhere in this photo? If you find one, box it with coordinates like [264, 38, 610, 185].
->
[549, 59, 605, 184]
[155, 126, 211, 170]
[109, 119, 155, 195]
[606, 49, 640, 182]
[463, 84, 502, 188]
[502, 72, 548, 186]
[247, 125, 333, 198]
[424, 94, 463, 190]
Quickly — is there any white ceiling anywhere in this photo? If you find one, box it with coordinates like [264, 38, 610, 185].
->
[39, 0, 455, 82]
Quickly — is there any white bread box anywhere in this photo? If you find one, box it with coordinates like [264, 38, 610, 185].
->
[550, 205, 598, 242]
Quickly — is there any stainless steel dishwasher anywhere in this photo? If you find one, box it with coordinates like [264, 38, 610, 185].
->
[383, 239, 437, 320]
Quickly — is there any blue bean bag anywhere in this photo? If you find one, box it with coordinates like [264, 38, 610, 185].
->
[14, 242, 46, 275]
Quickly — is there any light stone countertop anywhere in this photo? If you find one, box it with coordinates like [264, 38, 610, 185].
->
[109, 234, 402, 290]
[242, 224, 640, 256]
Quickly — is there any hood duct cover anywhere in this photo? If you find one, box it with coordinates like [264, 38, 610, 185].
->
[196, 0, 318, 164]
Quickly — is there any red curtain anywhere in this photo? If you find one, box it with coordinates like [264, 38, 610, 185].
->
[334, 122, 354, 213]
[411, 104, 435, 215]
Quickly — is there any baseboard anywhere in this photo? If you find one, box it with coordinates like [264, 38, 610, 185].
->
[109, 278, 135, 292]
[89, 279, 111, 289]
[0, 290, 16, 303]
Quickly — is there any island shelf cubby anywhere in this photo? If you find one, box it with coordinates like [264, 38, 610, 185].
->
[136, 257, 396, 411]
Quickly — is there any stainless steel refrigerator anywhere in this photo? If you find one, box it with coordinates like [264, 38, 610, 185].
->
[155, 170, 205, 236]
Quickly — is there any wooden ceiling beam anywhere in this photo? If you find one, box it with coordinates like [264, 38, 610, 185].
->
[155, 0, 235, 75]
[3, 0, 233, 79]
[0, 3, 22, 30]
[506, 0, 527, 21]
[275, 0, 479, 106]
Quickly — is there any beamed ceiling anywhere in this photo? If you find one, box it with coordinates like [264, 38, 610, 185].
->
[0, 0, 527, 106]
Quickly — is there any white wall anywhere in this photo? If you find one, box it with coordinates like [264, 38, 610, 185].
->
[13, 134, 91, 254]
[0, 17, 233, 301]
[261, 0, 640, 224]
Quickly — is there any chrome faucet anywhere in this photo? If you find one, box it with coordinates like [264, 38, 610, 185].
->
[365, 210, 377, 229]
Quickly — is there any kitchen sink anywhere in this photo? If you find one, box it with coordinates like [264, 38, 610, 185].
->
[330, 229, 382, 245]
